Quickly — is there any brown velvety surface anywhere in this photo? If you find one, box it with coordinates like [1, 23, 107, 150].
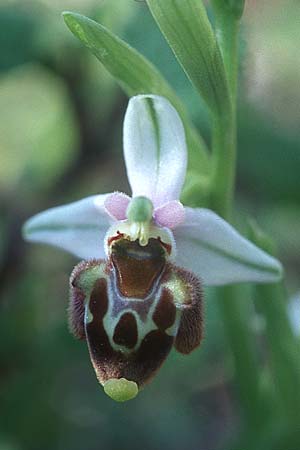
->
[111, 238, 166, 298]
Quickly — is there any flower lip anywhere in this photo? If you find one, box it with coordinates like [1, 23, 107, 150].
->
[111, 237, 167, 298]
[112, 238, 165, 261]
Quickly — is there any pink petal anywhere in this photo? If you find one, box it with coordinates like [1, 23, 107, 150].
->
[154, 201, 185, 229]
[103, 192, 131, 220]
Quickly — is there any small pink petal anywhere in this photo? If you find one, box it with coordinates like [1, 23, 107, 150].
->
[104, 192, 131, 220]
[154, 201, 185, 229]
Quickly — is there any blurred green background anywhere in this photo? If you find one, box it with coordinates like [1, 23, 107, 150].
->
[0, 1, 299, 449]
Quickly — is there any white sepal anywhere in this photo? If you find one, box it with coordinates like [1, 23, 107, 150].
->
[23, 195, 112, 259]
[174, 208, 283, 286]
[123, 95, 187, 208]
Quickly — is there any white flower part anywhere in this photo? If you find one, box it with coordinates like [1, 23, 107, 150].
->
[174, 207, 283, 286]
[288, 292, 300, 337]
[22, 95, 283, 288]
[123, 95, 187, 208]
[23, 195, 112, 259]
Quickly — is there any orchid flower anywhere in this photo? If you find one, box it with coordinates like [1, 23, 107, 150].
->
[23, 95, 282, 402]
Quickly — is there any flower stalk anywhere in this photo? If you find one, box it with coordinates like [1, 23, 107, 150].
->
[210, 1, 239, 218]
[210, 112, 236, 220]
[206, 0, 300, 437]
[210, 3, 264, 426]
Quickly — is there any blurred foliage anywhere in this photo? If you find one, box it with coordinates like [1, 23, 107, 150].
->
[0, 1, 299, 450]
[0, 65, 78, 194]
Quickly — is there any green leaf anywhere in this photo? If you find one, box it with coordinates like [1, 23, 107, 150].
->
[180, 171, 210, 208]
[212, 0, 245, 20]
[146, 0, 231, 117]
[62, 11, 210, 176]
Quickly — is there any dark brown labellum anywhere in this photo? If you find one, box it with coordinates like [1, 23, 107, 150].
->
[69, 238, 203, 395]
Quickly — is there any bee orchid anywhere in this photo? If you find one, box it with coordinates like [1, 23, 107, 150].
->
[23, 95, 282, 402]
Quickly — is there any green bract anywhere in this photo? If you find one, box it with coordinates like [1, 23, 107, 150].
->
[212, 0, 245, 20]
[146, 0, 232, 117]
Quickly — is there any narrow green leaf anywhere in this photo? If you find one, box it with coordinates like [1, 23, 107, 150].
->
[146, 0, 231, 117]
[62, 11, 210, 175]
[212, 0, 245, 20]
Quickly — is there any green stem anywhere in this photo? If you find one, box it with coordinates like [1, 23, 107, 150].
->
[209, 0, 300, 440]
[210, 8, 238, 217]
[214, 10, 239, 103]
[255, 282, 300, 423]
[210, 113, 236, 219]
[209, 5, 265, 427]
[219, 285, 268, 428]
